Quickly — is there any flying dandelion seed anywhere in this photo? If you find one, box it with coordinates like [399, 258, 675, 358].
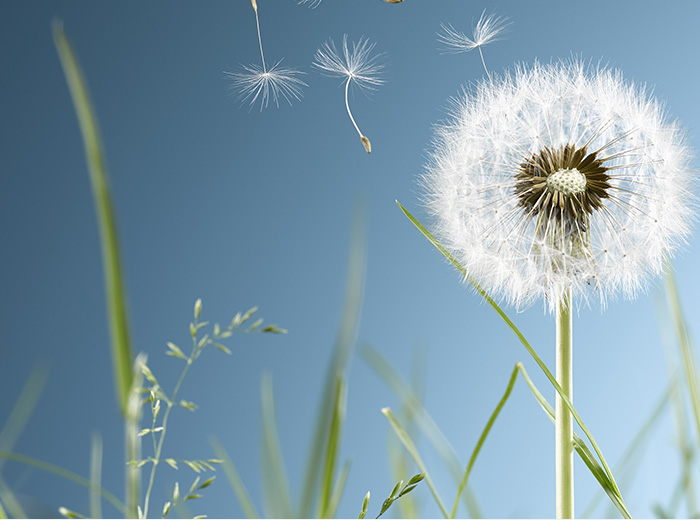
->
[298, 0, 323, 8]
[227, 0, 306, 110]
[438, 11, 511, 78]
[225, 60, 307, 110]
[422, 59, 695, 312]
[313, 35, 385, 153]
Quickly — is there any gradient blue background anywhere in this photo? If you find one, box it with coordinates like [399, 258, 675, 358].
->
[2, 1, 700, 518]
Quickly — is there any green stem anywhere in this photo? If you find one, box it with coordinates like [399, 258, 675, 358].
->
[556, 290, 574, 519]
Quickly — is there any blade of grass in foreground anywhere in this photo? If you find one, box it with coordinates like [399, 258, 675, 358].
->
[397, 201, 628, 514]
[318, 376, 347, 518]
[299, 203, 367, 517]
[53, 21, 133, 415]
[382, 408, 449, 518]
[210, 438, 260, 519]
[362, 344, 482, 517]
[261, 373, 294, 518]
[89, 432, 103, 519]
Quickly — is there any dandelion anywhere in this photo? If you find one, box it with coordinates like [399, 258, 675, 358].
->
[313, 35, 385, 153]
[438, 11, 510, 78]
[421, 59, 694, 517]
[298, 0, 323, 8]
[227, 0, 306, 110]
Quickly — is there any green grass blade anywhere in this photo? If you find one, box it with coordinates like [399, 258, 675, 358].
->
[326, 459, 352, 519]
[361, 344, 482, 517]
[381, 408, 449, 518]
[663, 259, 700, 450]
[260, 373, 294, 518]
[0, 475, 26, 519]
[299, 203, 367, 517]
[0, 497, 6, 519]
[451, 364, 519, 518]
[89, 432, 103, 519]
[398, 201, 625, 502]
[0, 450, 126, 514]
[53, 20, 133, 415]
[319, 376, 347, 518]
[0, 366, 48, 474]
[210, 438, 260, 519]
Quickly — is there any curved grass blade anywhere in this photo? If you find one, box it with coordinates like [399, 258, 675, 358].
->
[0, 450, 126, 514]
[299, 203, 367, 517]
[397, 201, 626, 504]
[451, 364, 519, 518]
[319, 376, 347, 518]
[0, 476, 25, 519]
[53, 20, 133, 416]
[210, 438, 260, 519]
[0, 497, 6, 519]
[261, 373, 294, 518]
[381, 408, 449, 518]
[361, 344, 483, 517]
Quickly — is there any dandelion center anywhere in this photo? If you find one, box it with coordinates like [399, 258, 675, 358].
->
[514, 143, 612, 232]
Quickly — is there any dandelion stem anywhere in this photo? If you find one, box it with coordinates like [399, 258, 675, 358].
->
[253, 3, 267, 73]
[344, 79, 362, 140]
[555, 289, 574, 519]
[477, 46, 491, 81]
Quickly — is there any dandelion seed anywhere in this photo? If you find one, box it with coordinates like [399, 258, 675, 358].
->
[227, 0, 306, 110]
[298, 0, 323, 8]
[225, 61, 307, 110]
[313, 35, 385, 153]
[438, 11, 511, 78]
[422, 59, 695, 312]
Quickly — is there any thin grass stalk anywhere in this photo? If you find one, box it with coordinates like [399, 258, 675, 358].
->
[210, 438, 260, 519]
[556, 290, 574, 519]
[450, 364, 519, 518]
[299, 204, 367, 517]
[0, 450, 126, 515]
[0, 497, 6, 519]
[90, 432, 103, 519]
[319, 376, 346, 518]
[381, 408, 449, 518]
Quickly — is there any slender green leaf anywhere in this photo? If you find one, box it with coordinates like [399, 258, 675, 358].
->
[260, 373, 294, 518]
[53, 21, 133, 415]
[398, 201, 625, 502]
[0, 450, 126, 514]
[451, 365, 519, 518]
[319, 376, 347, 518]
[381, 408, 448, 518]
[89, 432, 103, 519]
[327, 459, 352, 519]
[210, 439, 260, 519]
[300, 202, 367, 517]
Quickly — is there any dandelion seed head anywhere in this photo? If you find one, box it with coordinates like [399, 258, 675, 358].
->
[422, 59, 696, 312]
[225, 59, 307, 111]
[313, 35, 385, 93]
[298, 0, 323, 8]
[438, 11, 511, 53]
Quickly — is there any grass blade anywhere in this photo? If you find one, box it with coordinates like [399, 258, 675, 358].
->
[299, 202, 367, 517]
[451, 364, 519, 518]
[53, 20, 133, 415]
[89, 432, 103, 519]
[362, 344, 483, 518]
[381, 408, 449, 518]
[397, 201, 626, 505]
[0, 450, 126, 514]
[326, 459, 352, 519]
[260, 373, 294, 518]
[319, 376, 347, 518]
[210, 438, 260, 519]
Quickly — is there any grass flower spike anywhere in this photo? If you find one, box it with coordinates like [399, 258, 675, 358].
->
[313, 35, 385, 153]
[438, 11, 510, 78]
[227, 0, 306, 110]
[423, 60, 694, 312]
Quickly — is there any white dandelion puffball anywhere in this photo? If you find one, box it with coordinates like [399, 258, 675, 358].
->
[422, 60, 695, 311]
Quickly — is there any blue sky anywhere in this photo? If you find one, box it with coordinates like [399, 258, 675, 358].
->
[2, 1, 700, 518]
